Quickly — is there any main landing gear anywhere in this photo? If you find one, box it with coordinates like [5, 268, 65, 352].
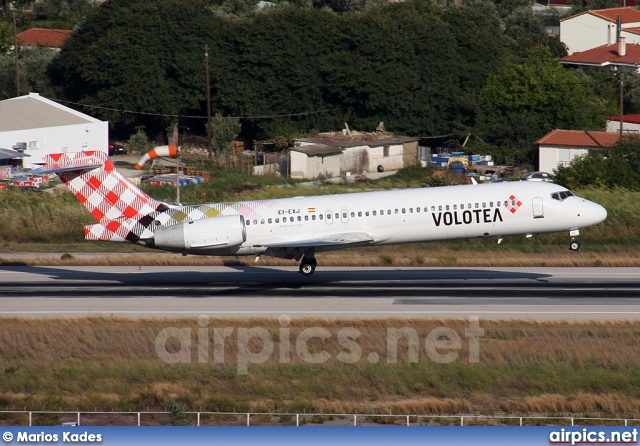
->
[569, 229, 580, 251]
[299, 255, 317, 276]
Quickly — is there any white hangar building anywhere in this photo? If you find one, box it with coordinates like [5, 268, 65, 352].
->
[0, 93, 108, 169]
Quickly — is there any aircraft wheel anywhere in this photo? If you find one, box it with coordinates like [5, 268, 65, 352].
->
[570, 240, 580, 251]
[299, 258, 317, 276]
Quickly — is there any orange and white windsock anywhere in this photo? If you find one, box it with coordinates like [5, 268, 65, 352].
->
[134, 145, 178, 170]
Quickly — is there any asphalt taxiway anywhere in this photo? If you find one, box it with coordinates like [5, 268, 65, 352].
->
[0, 266, 637, 320]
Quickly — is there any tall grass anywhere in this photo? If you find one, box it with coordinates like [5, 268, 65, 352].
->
[2, 318, 640, 415]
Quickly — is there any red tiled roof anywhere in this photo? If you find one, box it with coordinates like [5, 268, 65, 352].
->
[535, 130, 620, 147]
[624, 26, 640, 35]
[560, 43, 640, 66]
[607, 113, 640, 123]
[17, 28, 72, 48]
[561, 7, 640, 23]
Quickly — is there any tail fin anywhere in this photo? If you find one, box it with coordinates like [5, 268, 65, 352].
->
[36, 151, 169, 243]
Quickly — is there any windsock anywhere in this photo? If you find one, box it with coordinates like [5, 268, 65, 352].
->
[134, 145, 178, 170]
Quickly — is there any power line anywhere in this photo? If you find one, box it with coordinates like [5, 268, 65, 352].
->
[50, 98, 343, 120]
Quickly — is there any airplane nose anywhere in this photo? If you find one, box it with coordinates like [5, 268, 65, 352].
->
[588, 202, 607, 226]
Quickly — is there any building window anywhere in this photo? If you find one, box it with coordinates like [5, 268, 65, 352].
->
[383, 146, 390, 157]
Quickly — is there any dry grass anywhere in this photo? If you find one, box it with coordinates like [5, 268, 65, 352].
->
[2, 318, 640, 415]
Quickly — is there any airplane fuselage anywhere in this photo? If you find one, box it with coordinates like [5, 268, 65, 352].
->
[149, 181, 607, 257]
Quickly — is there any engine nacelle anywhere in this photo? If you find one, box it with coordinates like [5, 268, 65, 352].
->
[153, 215, 246, 250]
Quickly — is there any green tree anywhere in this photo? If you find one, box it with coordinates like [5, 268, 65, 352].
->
[0, 47, 56, 98]
[554, 137, 640, 190]
[476, 46, 615, 152]
[210, 112, 241, 155]
[49, 0, 225, 138]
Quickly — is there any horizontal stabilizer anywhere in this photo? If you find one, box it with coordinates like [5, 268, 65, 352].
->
[30, 152, 103, 175]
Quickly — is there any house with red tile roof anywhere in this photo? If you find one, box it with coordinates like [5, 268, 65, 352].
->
[560, 39, 640, 71]
[560, 7, 640, 54]
[17, 28, 72, 50]
[536, 130, 621, 173]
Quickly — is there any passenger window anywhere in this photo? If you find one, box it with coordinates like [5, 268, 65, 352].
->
[409, 208, 413, 213]
[394, 209, 399, 214]
[387, 210, 391, 215]
[373, 210, 377, 216]
[253, 220, 257, 225]
[438, 205, 443, 211]
[335, 213, 339, 219]
[468, 203, 471, 209]
[304, 215, 308, 221]
[342, 212, 347, 219]
[453, 205, 457, 210]
[261, 219, 265, 224]
[460, 204, 464, 209]
[297, 216, 301, 221]
[496, 201, 501, 207]
[489, 202, 493, 207]
[319, 214, 324, 220]
[365, 211, 369, 216]
[358, 211, 362, 217]
[350, 212, 355, 218]
[416, 207, 420, 213]
[475, 203, 479, 209]
[246, 220, 250, 225]
[268, 218, 272, 224]
[402, 208, 406, 214]
[431, 206, 435, 212]
[446, 205, 450, 211]
[312, 215, 316, 221]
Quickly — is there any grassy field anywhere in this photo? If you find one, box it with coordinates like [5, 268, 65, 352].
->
[2, 318, 640, 417]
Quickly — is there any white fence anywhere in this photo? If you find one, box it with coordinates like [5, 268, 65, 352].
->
[1, 411, 639, 427]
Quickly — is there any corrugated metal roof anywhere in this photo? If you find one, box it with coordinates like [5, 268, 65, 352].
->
[0, 94, 95, 132]
[290, 144, 343, 157]
[295, 135, 419, 149]
[607, 113, 640, 123]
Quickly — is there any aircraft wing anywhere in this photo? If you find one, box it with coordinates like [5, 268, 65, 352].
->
[263, 232, 374, 248]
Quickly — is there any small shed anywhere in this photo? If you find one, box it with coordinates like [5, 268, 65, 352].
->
[536, 129, 619, 173]
[289, 144, 342, 179]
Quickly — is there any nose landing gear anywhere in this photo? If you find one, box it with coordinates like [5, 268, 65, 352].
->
[569, 230, 580, 251]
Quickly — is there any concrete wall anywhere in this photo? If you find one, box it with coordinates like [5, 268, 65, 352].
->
[539, 146, 589, 173]
[364, 144, 405, 173]
[1, 121, 109, 169]
[290, 151, 340, 179]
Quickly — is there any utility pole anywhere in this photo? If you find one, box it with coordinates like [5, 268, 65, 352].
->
[13, 12, 20, 97]
[619, 71, 624, 140]
[205, 45, 212, 161]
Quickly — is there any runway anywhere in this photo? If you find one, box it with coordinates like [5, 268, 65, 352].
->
[0, 266, 638, 320]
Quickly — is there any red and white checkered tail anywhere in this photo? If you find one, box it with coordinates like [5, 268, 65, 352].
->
[37, 151, 169, 243]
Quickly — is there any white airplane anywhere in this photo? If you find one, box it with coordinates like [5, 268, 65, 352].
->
[34, 151, 607, 276]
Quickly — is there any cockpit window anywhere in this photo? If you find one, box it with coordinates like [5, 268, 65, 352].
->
[551, 190, 574, 201]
